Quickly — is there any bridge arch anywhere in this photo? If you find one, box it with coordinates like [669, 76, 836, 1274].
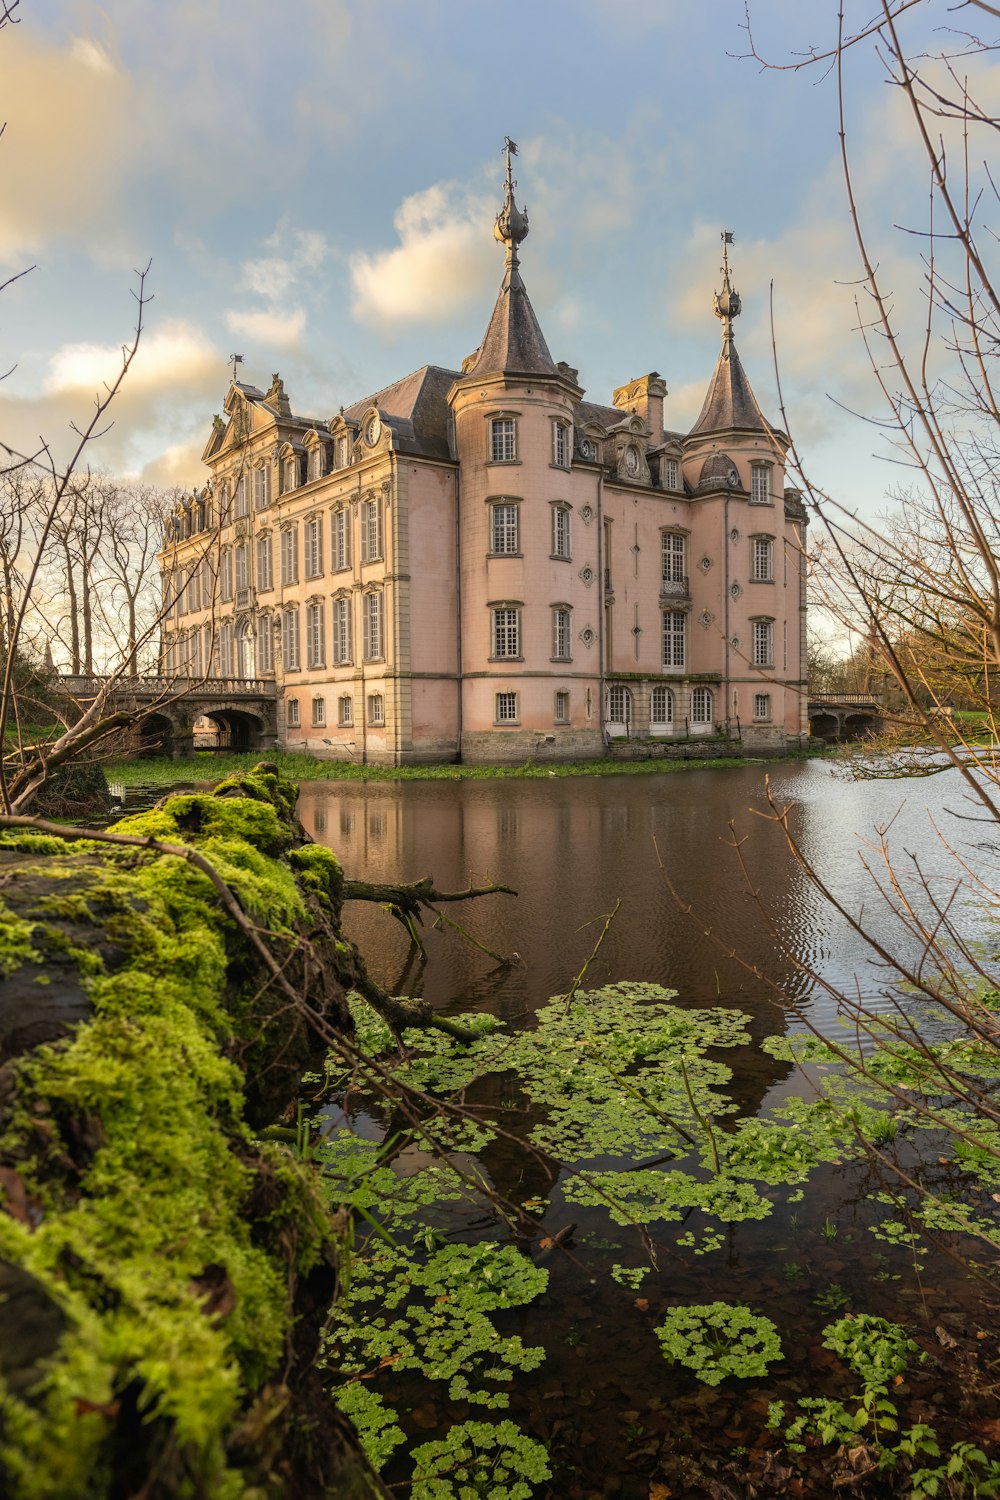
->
[193, 705, 268, 752]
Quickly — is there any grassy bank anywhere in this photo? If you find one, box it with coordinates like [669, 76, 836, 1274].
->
[104, 747, 826, 788]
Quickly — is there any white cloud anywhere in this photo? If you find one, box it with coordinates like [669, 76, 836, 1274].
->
[44, 319, 219, 395]
[70, 38, 117, 74]
[225, 306, 307, 348]
[242, 228, 329, 299]
[350, 181, 497, 329]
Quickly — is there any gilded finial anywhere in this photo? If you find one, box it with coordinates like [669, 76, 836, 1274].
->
[713, 230, 741, 344]
[494, 136, 529, 262]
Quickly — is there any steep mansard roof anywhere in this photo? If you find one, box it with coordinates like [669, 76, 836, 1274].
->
[342, 364, 460, 459]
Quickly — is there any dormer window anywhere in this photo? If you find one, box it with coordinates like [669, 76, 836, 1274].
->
[489, 416, 517, 464]
[284, 457, 298, 493]
[662, 458, 679, 491]
[337, 435, 349, 468]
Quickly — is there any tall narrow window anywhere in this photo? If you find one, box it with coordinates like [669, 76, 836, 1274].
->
[551, 506, 571, 560]
[662, 610, 685, 669]
[363, 590, 383, 660]
[282, 606, 300, 670]
[254, 466, 270, 510]
[256, 615, 274, 674]
[750, 465, 771, 505]
[219, 547, 233, 601]
[554, 689, 570, 723]
[490, 503, 519, 555]
[311, 696, 326, 727]
[219, 620, 234, 677]
[284, 457, 298, 493]
[280, 525, 299, 586]
[201, 555, 215, 607]
[332, 508, 351, 570]
[752, 619, 774, 667]
[552, 421, 569, 468]
[552, 607, 571, 660]
[256, 533, 273, 591]
[360, 499, 382, 563]
[754, 692, 771, 720]
[367, 692, 385, 726]
[304, 516, 323, 578]
[661, 533, 685, 584]
[338, 693, 353, 727]
[234, 542, 249, 593]
[606, 684, 631, 727]
[751, 536, 774, 582]
[691, 686, 713, 724]
[309, 446, 322, 483]
[286, 698, 301, 728]
[662, 458, 679, 491]
[234, 477, 248, 518]
[333, 596, 352, 664]
[491, 607, 520, 659]
[306, 600, 325, 668]
[651, 684, 673, 727]
[489, 416, 517, 463]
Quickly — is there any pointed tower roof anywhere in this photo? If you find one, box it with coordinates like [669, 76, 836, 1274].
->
[464, 138, 561, 381]
[689, 232, 771, 436]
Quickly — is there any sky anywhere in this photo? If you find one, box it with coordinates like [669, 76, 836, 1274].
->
[0, 0, 970, 517]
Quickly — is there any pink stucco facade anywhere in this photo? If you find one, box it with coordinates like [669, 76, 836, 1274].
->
[159, 176, 807, 765]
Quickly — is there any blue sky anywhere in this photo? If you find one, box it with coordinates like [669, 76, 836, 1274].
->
[0, 0, 954, 514]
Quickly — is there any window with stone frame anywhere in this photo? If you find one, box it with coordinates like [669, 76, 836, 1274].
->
[752, 619, 774, 667]
[280, 525, 299, 585]
[661, 532, 686, 585]
[256, 533, 273, 592]
[750, 464, 772, 505]
[332, 595, 352, 664]
[552, 606, 571, 660]
[650, 684, 673, 726]
[219, 546, 233, 601]
[554, 689, 570, 724]
[751, 535, 774, 582]
[753, 692, 771, 721]
[491, 606, 520, 659]
[367, 692, 385, 727]
[495, 690, 518, 723]
[255, 615, 273, 674]
[662, 458, 679, 491]
[219, 620, 234, 677]
[662, 609, 685, 669]
[552, 421, 570, 468]
[691, 685, 714, 724]
[332, 507, 351, 571]
[282, 606, 300, 671]
[254, 466, 270, 510]
[286, 698, 301, 728]
[606, 683, 632, 726]
[360, 498, 382, 563]
[311, 695, 326, 727]
[306, 600, 325, 668]
[304, 515, 323, 579]
[551, 504, 571, 560]
[234, 543, 249, 594]
[234, 476, 248, 518]
[337, 693, 353, 727]
[490, 502, 519, 555]
[362, 589, 384, 660]
[489, 416, 517, 463]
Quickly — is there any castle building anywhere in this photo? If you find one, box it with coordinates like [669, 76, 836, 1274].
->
[159, 149, 807, 764]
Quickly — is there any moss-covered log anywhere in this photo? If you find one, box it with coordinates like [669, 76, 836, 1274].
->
[0, 765, 389, 1499]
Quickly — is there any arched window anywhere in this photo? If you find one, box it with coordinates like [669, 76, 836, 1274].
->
[606, 683, 632, 734]
[691, 686, 713, 725]
[235, 618, 255, 679]
[650, 684, 673, 728]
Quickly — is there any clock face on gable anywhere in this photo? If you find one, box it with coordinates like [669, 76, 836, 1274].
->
[365, 415, 382, 446]
[624, 446, 639, 476]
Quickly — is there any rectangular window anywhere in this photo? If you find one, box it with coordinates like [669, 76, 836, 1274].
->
[662, 458, 679, 491]
[552, 421, 569, 467]
[234, 542, 249, 592]
[256, 533, 273, 592]
[367, 692, 385, 727]
[282, 607, 300, 670]
[338, 694, 353, 727]
[311, 696, 326, 727]
[661, 532, 685, 584]
[490, 417, 517, 463]
[663, 610, 685, 669]
[280, 525, 299, 585]
[254, 466, 270, 510]
[219, 547, 233, 601]
[750, 466, 771, 505]
[363, 590, 383, 660]
[490, 502, 519, 555]
[492, 607, 520, 659]
[234, 476, 248, 518]
[286, 698, 300, 728]
[752, 620, 774, 667]
[304, 516, 323, 579]
[309, 447, 322, 483]
[554, 690, 569, 724]
[754, 692, 771, 721]
[551, 506, 570, 559]
[360, 499, 382, 563]
[751, 537, 774, 582]
[332, 508, 351, 571]
[256, 615, 273, 674]
[201, 555, 215, 607]
[219, 622, 234, 677]
[306, 600, 325, 668]
[332, 596, 353, 664]
[495, 691, 518, 723]
[691, 686, 713, 724]
[552, 607, 571, 660]
[284, 457, 299, 493]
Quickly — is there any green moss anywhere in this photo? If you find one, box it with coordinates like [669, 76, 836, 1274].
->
[0, 769, 338, 1497]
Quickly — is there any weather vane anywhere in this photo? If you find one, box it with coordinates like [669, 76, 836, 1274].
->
[230, 353, 244, 383]
[502, 135, 518, 194]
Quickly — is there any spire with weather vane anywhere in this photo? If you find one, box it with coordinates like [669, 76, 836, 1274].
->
[494, 136, 529, 281]
[712, 230, 742, 349]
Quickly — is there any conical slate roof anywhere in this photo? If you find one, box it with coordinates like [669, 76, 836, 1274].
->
[689, 337, 769, 436]
[465, 261, 561, 380]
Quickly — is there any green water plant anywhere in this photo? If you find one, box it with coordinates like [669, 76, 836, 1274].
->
[409, 1419, 552, 1499]
[654, 1302, 784, 1386]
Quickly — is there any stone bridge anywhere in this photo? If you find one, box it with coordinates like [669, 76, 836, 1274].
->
[807, 692, 884, 741]
[57, 675, 279, 758]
